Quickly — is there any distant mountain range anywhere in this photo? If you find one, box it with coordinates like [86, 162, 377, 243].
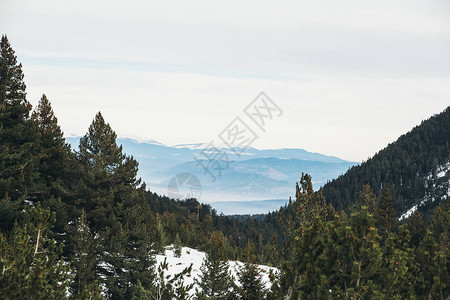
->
[66, 107, 449, 217]
[67, 137, 357, 213]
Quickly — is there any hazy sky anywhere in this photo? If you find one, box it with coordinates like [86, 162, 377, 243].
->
[1, 0, 449, 161]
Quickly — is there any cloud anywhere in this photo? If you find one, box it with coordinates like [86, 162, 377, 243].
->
[22, 64, 450, 161]
[2, 0, 449, 78]
[1, 0, 449, 161]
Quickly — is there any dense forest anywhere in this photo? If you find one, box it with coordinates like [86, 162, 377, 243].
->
[322, 107, 449, 217]
[0, 35, 449, 299]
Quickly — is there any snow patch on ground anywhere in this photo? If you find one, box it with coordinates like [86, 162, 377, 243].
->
[399, 204, 418, 221]
[399, 195, 430, 221]
[400, 161, 449, 221]
[155, 246, 205, 291]
[436, 161, 450, 179]
[155, 246, 279, 296]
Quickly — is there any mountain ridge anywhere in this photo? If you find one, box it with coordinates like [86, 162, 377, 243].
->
[322, 106, 450, 219]
[66, 137, 357, 212]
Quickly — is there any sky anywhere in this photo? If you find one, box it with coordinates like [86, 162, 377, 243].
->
[1, 0, 449, 162]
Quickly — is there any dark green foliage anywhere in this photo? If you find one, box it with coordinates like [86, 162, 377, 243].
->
[237, 245, 266, 300]
[0, 195, 21, 234]
[376, 185, 397, 235]
[131, 280, 152, 300]
[31, 94, 72, 196]
[77, 112, 156, 298]
[77, 112, 140, 226]
[0, 203, 72, 299]
[322, 107, 450, 218]
[275, 174, 330, 299]
[145, 191, 284, 265]
[273, 176, 450, 299]
[237, 262, 265, 300]
[408, 210, 426, 246]
[0, 35, 37, 231]
[174, 232, 182, 258]
[413, 198, 449, 299]
[70, 210, 102, 299]
[31, 94, 78, 240]
[196, 232, 233, 299]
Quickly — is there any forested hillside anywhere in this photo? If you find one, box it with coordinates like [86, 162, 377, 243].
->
[1, 35, 448, 299]
[322, 107, 449, 217]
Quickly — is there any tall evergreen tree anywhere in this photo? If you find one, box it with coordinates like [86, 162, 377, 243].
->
[408, 210, 426, 247]
[121, 193, 157, 298]
[31, 94, 79, 237]
[275, 173, 328, 299]
[77, 111, 137, 230]
[77, 112, 155, 299]
[356, 184, 378, 212]
[174, 232, 182, 258]
[376, 185, 397, 235]
[196, 231, 233, 299]
[0, 35, 37, 231]
[31, 94, 72, 197]
[237, 244, 266, 300]
[326, 204, 384, 298]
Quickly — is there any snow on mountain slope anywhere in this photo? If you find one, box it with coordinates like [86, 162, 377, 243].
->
[399, 203, 419, 221]
[155, 246, 279, 296]
[399, 161, 449, 221]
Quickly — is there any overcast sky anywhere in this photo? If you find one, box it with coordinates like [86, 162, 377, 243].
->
[1, 0, 449, 161]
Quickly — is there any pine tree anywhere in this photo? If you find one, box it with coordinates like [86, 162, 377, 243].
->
[379, 225, 416, 298]
[0, 35, 37, 231]
[0, 203, 72, 299]
[31, 94, 78, 238]
[356, 184, 378, 212]
[275, 173, 328, 299]
[416, 228, 449, 299]
[31, 94, 72, 197]
[121, 194, 157, 298]
[415, 198, 449, 298]
[174, 232, 182, 258]
[329, 199, 384, 298]
[77, 112, 140, 229]
[196, 232, 233, 299]
[236, 243, 266, 300]
[408, 210, 426, 247]
[131, 280, 152, 300]
[376, 185, 397, 235]
[156, 214, 168, 252]
[77, 112, 155, 298]
[70, 210, 102, 299]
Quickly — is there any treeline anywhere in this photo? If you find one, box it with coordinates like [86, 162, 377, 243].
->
[322, 106, 450, 217]
[145, 192, 283, 264]
[269, 174, 449, 299]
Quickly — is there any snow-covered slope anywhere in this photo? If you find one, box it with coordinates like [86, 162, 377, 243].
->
[399, 161, 450, 220]
[155, 246, 279, 296]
